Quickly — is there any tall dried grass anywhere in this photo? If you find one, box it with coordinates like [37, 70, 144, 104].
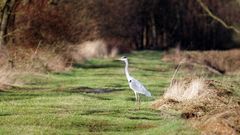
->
[164, 78, 208, 101]
[153, 77, 240, 134]
[153, 75, 240, 134]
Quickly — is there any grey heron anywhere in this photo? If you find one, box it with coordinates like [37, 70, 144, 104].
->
[118, 56, 151, 109]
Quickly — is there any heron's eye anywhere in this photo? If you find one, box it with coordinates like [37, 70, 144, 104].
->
[123, 56, 127, 59]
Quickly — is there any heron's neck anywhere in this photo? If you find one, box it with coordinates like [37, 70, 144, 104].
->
[124, 60, 130, 79]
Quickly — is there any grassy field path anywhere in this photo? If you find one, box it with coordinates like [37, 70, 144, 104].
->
[0, 51, 199, 134]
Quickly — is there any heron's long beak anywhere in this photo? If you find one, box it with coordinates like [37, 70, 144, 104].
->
[113, 58, 121, 62]
[116, 58, 122, 61]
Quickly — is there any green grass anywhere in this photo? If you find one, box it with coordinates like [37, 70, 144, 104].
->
[0, 50, 208, 134]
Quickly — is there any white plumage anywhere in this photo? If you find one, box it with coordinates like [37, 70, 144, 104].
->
[119, 56, 151, 108]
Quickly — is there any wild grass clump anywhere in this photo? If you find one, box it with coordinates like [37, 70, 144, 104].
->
[164, 78, 207, 101]
[152, 77, 240, 134]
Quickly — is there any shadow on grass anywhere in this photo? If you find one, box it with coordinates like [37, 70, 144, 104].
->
[127, 116, 161, 121]
[0, 112, 12, 116]
[81, 109, 121, 115]
[125, 97, 155, 102]
[68, 87, 124, 94]
[13, 87, 50, 91]
[81, 108, 162, 121]
[79, 93, 112, 100]
[72, 116, 157, 132]
[73, 60, 121, 69]
[72, 107, 159, 132]
[0, 91, 69, 102]
[0, 92, 42, 102]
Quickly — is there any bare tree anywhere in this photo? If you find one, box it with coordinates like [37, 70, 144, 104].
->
[0, 0, 17, 46]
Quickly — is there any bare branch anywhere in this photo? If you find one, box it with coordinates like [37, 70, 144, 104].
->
[197, 0, 240, 34]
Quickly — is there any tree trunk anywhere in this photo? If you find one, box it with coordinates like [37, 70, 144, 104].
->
[0, 0, 16, 47]
[143, 24, 148, 49]
[150, 12, 157, 48]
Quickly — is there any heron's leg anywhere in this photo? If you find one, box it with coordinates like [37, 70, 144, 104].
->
[139, 94, 141, 109]
[137, 94, 141, 110]
[134, 92, 138, 105]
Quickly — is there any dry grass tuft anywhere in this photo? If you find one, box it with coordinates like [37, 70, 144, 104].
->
[164, 78, 207, 101]
[152, 78, 240, 135]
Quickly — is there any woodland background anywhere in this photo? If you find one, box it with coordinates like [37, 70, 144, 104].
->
[1, 0, 240, 49]
[0, 0, 239, 72]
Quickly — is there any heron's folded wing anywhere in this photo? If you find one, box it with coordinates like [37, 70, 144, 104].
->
[130, 78, 151, 96]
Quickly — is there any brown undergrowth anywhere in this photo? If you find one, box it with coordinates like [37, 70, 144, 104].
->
[7, 44, 71, 72]
[152, 78, 240, 135]
[163, 49, 240, 75]
[0, 44, 71, 90]
[0, 40, 122, 90]
[0, 66, 20, 90]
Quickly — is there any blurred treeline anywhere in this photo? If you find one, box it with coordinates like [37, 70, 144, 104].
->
[1, 0, 240, 50]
